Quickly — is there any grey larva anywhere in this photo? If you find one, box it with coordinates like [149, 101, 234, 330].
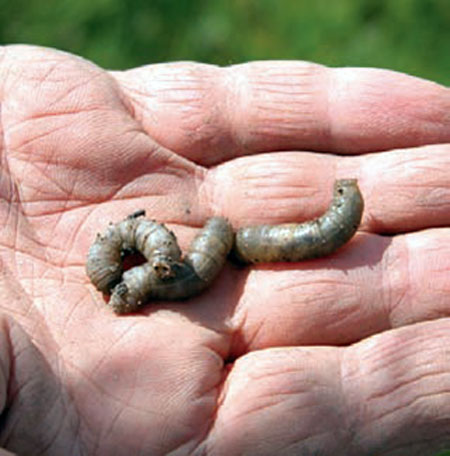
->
[86, 212, 233, 314]
[85, 210, 181, 294]
[232, 179, 364, 264]
[86, 179, 363, 313]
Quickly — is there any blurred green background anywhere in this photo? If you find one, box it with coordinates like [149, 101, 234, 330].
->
[0, 3, 449, 456]
[1, 0, 449, 84]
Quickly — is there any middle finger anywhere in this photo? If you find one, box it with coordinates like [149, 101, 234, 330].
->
[200, 144, 450, 233]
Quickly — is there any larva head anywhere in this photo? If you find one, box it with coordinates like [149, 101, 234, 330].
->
[107, 263, 154, 314]
[334, 179, 355, 194]
[333, 179, 364, 225]
[151, 255, 177, 280]
[109, 282, 140, 314]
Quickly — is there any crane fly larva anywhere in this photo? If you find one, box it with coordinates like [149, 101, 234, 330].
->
[86, 180, 363, 313]
[86, 212, 233, 314]
[232, 179, 364, 264]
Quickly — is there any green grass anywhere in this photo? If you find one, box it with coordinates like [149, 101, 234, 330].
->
[1, 0, 449, 84]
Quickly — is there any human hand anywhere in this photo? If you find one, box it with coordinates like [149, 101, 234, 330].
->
[0, 45, 449, 455]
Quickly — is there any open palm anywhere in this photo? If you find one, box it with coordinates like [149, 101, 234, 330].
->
[1, 45, 449, 456]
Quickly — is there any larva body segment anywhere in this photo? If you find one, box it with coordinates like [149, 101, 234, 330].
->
[85, 214, 145, 294]
[134, 219, 182, 262]
[109, 261, 199, 314]
[85, 230, 123, 293]
[87, 213, 234, 314]
[85, 210, 181, 294]
[233, 179, 364, 263]
[184, 217, 235, 282]
[109, 217, 234, 314]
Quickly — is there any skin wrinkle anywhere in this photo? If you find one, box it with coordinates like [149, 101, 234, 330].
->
[369, 333, 450, 383]
[220, 68, 245, 158]
[62, 355, 134, 416]
[1, 49, 450, 454]
[33, 394, 65, 456]
[9, 112, 82, 152]
[364, 147, 450, 231]
[189, 346, 225, 396]
[0, 139, 19, 224]
[355, 335, 413, 372]
[237, 317, 265, 356]
[107, 81, 154, 123]
[340, 333, 447, 455]
[355, 73, 447, 125]
[366, 329, 446, 376]
[376, 234, 403, 329]
[113, 62, 450, 166]
[74, 320, 218, 438]
[370, 376, 450, 425]
[233, 268, 373, 349]
[42, 71, 105, 112]
[8, 97, 181, 214]
[385, 187, 449, 212]
[13, 162, 200, 265]
[16, 166, 65, 208]
[254, 102, 316, 118]
[3, 244, 83, 282]
[329, 68, 449, 152]
[172, 397, 219, 456]
[359, 393, 450, 455]
[322, 294, 366, 335]
[243, 63, 328, 148]
[336, 350, 359, 454]
[56, 292, 85, 337]
[194, 70, 237, 166]
[228, 393, 300, 424]
[0, 297, 29, 323]
[202, 372, 234, 456]
[55, 216, 86, 270]
[87, 323, 144, 384]
[6, 245, 48, 275]
[100, 407, 128, 444]
[202, 152, 337, 227]
[271, 277, 353, 301]
[392, 235, 414, 326]
[119, 64, 231, 165]
[207, 348, 351, 455]
[0, 319, 81, 455]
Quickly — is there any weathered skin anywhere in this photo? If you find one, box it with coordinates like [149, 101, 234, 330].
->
[233, 179, 364, 264]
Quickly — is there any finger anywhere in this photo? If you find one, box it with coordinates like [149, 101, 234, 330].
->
[199, 144, 450, 233]
[225, 228, 450, 352]
[115, 61, 450, 165]
[202, 319, 450, 456]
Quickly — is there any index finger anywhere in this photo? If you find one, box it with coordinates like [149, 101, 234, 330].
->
[114, 61, 450, 165]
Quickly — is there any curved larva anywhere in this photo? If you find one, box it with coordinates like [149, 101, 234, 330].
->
[233, 179, 364, 264]
[85, 210, 181, 294]
[184, 216, 234, 283]
[109, 217, 234, 314]
[86, 214, 234, 314]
